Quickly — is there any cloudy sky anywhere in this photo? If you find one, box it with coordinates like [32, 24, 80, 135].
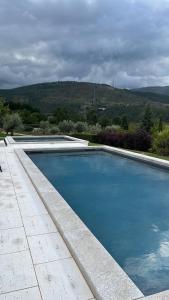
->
[1, 0, 169, 89]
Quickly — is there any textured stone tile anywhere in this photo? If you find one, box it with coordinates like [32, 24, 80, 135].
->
[0, 287, 42, 300]
[0, 198, 18, 212]
[35, 258, 93, 300]
[0, 227, 28, 255]
[0, 210, 22, 230]
[0, 251, 37, 293]
[23, 214, 57, 236]
[28, 232, 71, 264]
[18, 198, 47, 217]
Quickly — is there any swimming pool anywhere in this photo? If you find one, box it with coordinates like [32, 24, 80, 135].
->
[28, 149, 169, 296]
[13, 136, 72, 142]
[5, 135, 88, 146]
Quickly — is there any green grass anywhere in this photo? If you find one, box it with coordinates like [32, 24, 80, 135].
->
[89, 142, 102, 146]
[0, 132, 6, 139]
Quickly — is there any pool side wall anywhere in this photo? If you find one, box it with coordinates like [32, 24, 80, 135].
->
[15, 145, 169, 300]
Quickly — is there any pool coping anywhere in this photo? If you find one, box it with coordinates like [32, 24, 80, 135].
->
[5, 135, 88, 146]
[15, 145, 169, 300]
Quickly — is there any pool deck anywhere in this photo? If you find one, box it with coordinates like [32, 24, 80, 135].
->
[1, 139, 169, 299]
[0, 143, 94, 300]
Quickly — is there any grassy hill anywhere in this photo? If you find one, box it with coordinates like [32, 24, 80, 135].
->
[1, 81, 169, 122]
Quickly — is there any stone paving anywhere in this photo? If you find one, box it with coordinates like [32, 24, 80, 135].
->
[0, 146, 94, 300]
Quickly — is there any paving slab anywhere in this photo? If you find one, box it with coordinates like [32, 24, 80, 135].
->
[18, 197, 47, 217]
[0, 198, 18, 212]
[35, 258, 93, 300]
[0, 251, 37, 293]
[0, 287, 42, 300]
[23, 214, 57, 236]
[0, 210, 22, 230]
[28, 232, 71, 264]
[0, 227, 28, 255]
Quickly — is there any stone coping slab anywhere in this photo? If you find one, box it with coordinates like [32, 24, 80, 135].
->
[15, 145, 169, 300]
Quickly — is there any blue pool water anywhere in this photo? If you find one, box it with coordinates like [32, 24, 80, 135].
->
[14, 136, 72, 142]
[28, 150, 169, 296]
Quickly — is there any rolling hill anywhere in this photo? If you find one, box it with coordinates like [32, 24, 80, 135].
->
[132, 86, 169, 97]
[1, 81, 168, 112]
[1, 81, 169, 122]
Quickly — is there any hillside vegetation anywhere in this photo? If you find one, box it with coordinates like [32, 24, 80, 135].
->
[132, 86, 169, 97]
[1, 81, 169, 122]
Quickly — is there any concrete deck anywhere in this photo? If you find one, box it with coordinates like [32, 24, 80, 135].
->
[0, 145, 94, 300]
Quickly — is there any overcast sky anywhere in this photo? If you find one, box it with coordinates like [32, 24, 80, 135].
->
[1, 0, 169, 89]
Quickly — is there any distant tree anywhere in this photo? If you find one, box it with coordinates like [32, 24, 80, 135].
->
[0, 97, 9, 127]
[113, 116, 121, 125]
[53, 108, 69, 123]
[121, 115, 129, 130]
[3, 113, 24, 135]
[99, 116, 111, 127]
[141, 105, 153, 132]
[86, 108, 98, 125]
[158, 117, 163, 132]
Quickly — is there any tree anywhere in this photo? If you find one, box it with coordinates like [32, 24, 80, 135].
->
[53, 108, 69, 123]
[99, 116, 111, 128]
[0, 97, 9, 127]
[86, 108, 98, 125]
[141, 105, 153, 132]
[3, 113, 24, 135]
[121, 115, 129, 130]
[158, 117, 163, 132]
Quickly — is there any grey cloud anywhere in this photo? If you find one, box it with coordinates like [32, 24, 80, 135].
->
[1, 0, 169, 88]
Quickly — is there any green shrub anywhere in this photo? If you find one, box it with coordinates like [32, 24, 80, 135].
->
[153, 129, 169, 155]
[39, 121, 50, 134]
[75, 122, 88, 133]
[104, 125, 121, 133]
[47, 126, 60, 134]
[58, 120, 75, 133]
[32, 128, 43, 135]
[88, 123, 102, 134]
[97, 129, 152, 151]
